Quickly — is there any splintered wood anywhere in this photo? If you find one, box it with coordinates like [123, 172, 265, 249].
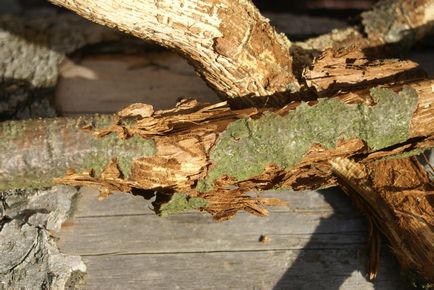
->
[303, 48, 423, 96]
[331, 157, 434, 283]
[55, 77, 434, 221]
[48, 0, 300, 105]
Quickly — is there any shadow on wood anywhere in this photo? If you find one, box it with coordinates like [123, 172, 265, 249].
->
[273, 187, 406, 290]
[58, 187, 406, 289]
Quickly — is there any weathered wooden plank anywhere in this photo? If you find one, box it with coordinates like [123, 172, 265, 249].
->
[80, 250, 405, 290]
[60, 187, 366, 255]
[59, 211, 366, 255]
[60, 187, 406, 289]
[73, 187, 157, 217]
[55, 52, 219, 115]
[73, 186, 356, 217]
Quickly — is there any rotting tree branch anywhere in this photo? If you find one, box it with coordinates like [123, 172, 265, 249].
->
[295, 0, 434, 53]
[2, 79, 433, 219]
[1, 0, 433, 285]
[331, 157, 434, 284]
[45, 0, 434, 107]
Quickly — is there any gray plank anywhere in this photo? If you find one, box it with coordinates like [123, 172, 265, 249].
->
[73, 186, 356, 217]
[60, 186, 406, 289]
[60, 210, 366, 255]
[74, 187, 156, 217]
[80, 250, 405, 290]
[56, 53, 218, 115]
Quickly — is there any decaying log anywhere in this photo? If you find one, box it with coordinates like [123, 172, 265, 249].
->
[2, 0, 431, 114]
[45, 0, 434, 106]
[1, 0, 433, 286]
[291, 0, 434, 77]
[331, 157, 433, 285]
[297, 0, 434, 53]
[1, 78, 433, 219]
[303, 48, 425, 96]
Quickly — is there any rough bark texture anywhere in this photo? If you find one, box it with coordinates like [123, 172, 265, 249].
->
[292, 0, 434, 75]
[0, 12, 123, 120]
[331, 157, 434, 286]
[2, 77, 433, 219]
[0, 114, 156, 191]
[0, 186, 86, 289]
[1, 0, 431, 115]
[47, 0, 300, 106]
[1, 0, 433, 287]
[299, 0, 434, 53]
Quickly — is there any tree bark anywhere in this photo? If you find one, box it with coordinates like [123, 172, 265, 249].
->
[2, 0, 433, 285]
[295, 0, 434, 53]
[331, 157, 434, 285]
[2, 79, 433, 219]
[44, 0, 434, 107]
[48, 0, 300, 106]
[0, 186, 86, 290]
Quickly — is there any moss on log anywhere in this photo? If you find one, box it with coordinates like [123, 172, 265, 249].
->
[197, 86, 419, 192]
[2, 79, 431, 219]
[0, 115, 156, 191]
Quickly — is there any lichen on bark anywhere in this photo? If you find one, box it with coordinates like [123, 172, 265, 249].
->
[157, 192, 208, 217]
[0, 186, 86, 289]
[81, 134, 156, 177]
[198, 86, 419, 192]
[0, 115, 157, 191]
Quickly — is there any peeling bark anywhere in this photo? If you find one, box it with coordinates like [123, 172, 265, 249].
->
[2, 79, 433, 220]
[303, 47, 425, 96]
[47, 0, 299, 106]
[331, 157, 434, 285]
[1, 0, 433, 285]
[297, 0, 434, 53]
[292, 0, 434, 75]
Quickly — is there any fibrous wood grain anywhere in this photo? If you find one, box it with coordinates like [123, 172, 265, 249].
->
[2, 78, 433, 220]
[292, 0, 434, 76]
[331, 157, 434, 284]
[297, 0, 434, 53]
[48, 0, 300, 106]
[1, 0, 433, 286]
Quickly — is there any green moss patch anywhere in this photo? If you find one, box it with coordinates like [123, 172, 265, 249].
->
[158, 193, 208, 217]
[198, 86, 418, 192]
[0, 115, 157, 191]
[81, 134, 156, 177]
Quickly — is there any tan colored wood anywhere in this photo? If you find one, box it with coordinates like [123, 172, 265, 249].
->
[48, 0, 299, 104]
[331, 157, 434, 282]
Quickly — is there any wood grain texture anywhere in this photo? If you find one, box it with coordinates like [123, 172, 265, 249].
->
[48, 0, 299, 103]
[59, 187, 407, 289]
[80, 250, 405, 290]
